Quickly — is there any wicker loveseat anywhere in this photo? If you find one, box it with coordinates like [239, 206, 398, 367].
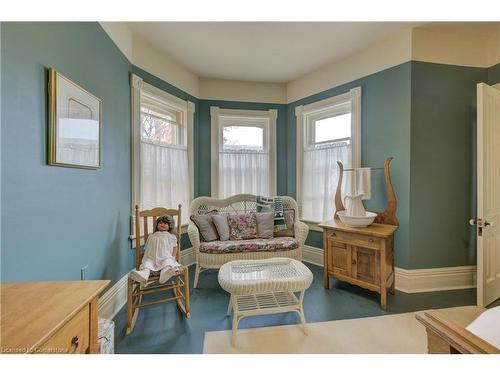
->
[188, 194, 309, 288]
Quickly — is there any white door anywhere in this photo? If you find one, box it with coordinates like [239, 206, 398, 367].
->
[476, 82, 500, 307]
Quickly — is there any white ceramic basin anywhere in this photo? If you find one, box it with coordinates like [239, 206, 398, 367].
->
[337, 210, 377, 227]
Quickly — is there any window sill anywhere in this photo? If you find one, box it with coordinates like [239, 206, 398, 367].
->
[301, 220, 324, 233]
[129, 223, 189, 247]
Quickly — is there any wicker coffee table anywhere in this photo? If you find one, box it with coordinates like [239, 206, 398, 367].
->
[218, 258, 313, 345]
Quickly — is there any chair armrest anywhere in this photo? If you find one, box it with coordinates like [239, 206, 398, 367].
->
[294, 220, 309, 246]
[415, 310, 500, 354]
[187, 222, 201, 250]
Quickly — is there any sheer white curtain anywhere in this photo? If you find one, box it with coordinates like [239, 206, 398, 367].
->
[301, 143, 351, 222]
[140, 142, 189, 224]
[219, 151, 269, 198]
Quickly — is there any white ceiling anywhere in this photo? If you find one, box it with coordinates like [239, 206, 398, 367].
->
[126, 22, 423, 83]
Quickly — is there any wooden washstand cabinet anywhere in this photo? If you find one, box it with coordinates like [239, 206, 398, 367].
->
[319, 158, 399, 310]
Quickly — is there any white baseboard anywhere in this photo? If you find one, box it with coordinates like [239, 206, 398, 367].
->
[99, 271, 129, 320]
[394, 265, 476, 293]
[98, 247, 196, 320]
[99, 245, 476, 318]
[303, 245, 324, 267]
[181, 246, 196, 267]
[301, 245, 476, 294]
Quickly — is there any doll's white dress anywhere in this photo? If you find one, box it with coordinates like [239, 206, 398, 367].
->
[130, 231, 181, 285]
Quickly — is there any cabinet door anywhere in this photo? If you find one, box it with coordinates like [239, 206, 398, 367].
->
[352, 246, 380, 285]
[329, 241, 351, 277]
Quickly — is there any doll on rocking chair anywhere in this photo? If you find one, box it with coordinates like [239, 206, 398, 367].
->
[130, 215, 182, 286]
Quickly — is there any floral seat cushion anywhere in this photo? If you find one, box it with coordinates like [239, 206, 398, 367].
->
[199, 237, 299, 254]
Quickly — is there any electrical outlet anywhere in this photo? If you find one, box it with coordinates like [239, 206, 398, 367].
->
[81, 265, 88, 280]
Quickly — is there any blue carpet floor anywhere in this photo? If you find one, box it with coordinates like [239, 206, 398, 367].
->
[113, 263, 475, 354]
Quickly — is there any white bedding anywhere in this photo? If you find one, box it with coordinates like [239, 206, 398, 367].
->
[466, 306, 500, 349]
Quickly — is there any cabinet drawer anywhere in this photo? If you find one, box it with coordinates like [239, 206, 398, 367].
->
[329, 238, 346, 249]
[39, 305, 90, 354]
[329, 231, 380, 249]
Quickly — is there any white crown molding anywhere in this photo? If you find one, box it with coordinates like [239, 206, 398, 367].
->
[103, 23, 499, 106]
[100, 22, 133, 62]
[199, 77, 287, 104]
[100, 22, 199, 98]
[486, 26, 500, 68]
[412, 27, 492, 69]
[286, 29, 413, 103]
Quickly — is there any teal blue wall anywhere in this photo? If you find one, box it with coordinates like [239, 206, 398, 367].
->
[409, 61, 487, 268]
[287, 61, 495, 269]
[2, 23, 497, 282]
[488, 63, 500, 85]
[197, 100, 288, 196]
[1, 23, 133, 284]
[286, 63, 412, 268]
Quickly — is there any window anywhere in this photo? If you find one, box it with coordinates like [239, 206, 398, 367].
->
[141, 94, 182, 146]
[131, 74, 194, 228]
[296, 87, 361, 225]
[210, 107, 277, 198]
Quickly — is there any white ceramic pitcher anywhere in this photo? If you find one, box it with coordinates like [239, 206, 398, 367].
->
[343, 194, 366, 217]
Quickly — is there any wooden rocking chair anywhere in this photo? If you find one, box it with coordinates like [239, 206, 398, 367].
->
[126, 204, 190, 335]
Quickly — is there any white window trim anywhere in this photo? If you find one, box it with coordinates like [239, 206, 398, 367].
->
[295, 86, 361, 231]
[210, 107, 277, 198]
[129, 73, 195, 238]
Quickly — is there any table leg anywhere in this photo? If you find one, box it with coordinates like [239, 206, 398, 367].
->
[380, 241, 387, 310]
[231, 314, 241, 346]
[380, 291, 387, 310]
[323, 235, 330, 289]
[226, 295, 233, 316]
[298, 290, 308, 335]
[389, 276, 395, 295]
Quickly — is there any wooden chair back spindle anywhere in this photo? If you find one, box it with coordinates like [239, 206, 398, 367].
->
[134, 204, 183, 268]
[134, 205, 141, 268]
[175, 204, 181, 262]
[143, 217, 149, 243]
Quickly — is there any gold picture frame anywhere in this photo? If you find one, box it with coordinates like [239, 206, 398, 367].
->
[48, 68, 102, 169]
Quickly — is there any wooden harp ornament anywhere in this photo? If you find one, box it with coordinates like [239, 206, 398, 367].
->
[334, 157, 399, 226]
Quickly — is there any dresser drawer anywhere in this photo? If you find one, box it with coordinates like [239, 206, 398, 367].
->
[329, 230, 380, 250]
[39, 304, 90, 354]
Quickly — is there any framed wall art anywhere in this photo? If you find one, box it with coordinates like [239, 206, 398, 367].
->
[48, 67, 102, 169]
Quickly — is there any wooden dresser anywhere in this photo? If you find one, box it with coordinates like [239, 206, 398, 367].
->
[1, 280, 109, 354]
[319, 219, 397, 310]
